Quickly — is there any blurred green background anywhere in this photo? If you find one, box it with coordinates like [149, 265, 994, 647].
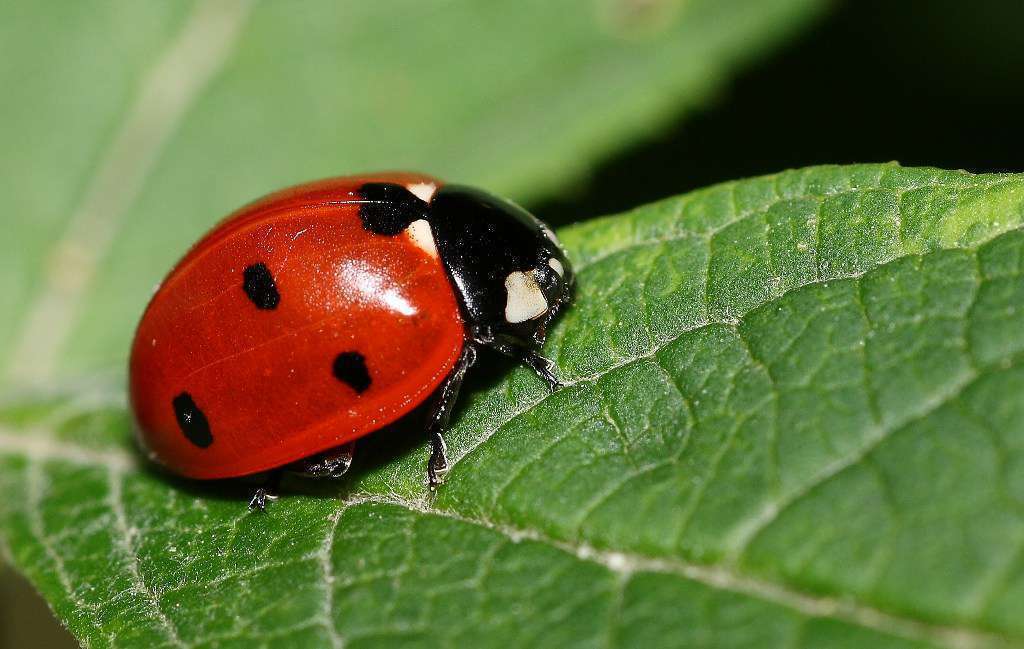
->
[3, 0, 1024, 645]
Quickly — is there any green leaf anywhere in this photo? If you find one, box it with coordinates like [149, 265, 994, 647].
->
[0, 0, 826, 382]
[4, 163, 1024, 647]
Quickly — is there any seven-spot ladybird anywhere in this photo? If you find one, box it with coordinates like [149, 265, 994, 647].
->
[128, 173, 573, 509]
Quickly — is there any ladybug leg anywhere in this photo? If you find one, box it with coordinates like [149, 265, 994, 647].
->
[426, 345, 477, 490]
[294, 442, 356, 479]
[248, 470, 283, 512]
[471, 327, 563, 391]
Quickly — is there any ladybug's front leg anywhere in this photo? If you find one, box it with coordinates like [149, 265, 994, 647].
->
[426, 345, 477, 490]
[293, 442, 356, 479]
[471, 327, 563, 392]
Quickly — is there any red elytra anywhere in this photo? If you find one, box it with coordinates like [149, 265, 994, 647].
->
[129, 173, 465, 479]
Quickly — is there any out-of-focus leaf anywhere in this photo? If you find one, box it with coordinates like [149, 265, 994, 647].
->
[0, 0, 826, 379]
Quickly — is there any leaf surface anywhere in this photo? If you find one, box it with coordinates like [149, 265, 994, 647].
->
[4, 164, 1024, 648]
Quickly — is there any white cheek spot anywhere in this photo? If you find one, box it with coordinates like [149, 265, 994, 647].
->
[504, 270, 548, 323]
[405, 219, 438, 258]
[548, 257, 564, 277]
[407, 182, 437, 203]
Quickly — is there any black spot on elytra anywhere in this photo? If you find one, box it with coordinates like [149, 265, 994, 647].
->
[333, 352, 371, 393]
[357, 182, 428, 235]
[172, 392, 213, 448]
[242, 263, 280, 309]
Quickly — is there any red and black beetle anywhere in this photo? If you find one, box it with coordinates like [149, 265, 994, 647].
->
[129, 174, 572, 508]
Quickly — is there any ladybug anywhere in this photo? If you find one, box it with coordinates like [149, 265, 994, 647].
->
[129, 173, 573, 509]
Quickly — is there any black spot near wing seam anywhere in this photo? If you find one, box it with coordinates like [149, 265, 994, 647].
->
[357, 183, 429, 235]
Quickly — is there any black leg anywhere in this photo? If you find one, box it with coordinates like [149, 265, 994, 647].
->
[471, 327, 563, 391]
[248, 470, 283, 512]
[426, 345, 477, 490]
[294, 442, 356, 479]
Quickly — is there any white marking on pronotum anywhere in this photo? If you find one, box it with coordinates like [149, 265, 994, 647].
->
[6, 0, 254, 384]
[504, 270, 548, 323]
[407, 182, 437, 203]
[405, 219, 438, 258]
[548, 257, 564, 277]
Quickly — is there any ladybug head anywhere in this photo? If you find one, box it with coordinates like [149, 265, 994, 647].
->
[428, 185, 574, 349]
